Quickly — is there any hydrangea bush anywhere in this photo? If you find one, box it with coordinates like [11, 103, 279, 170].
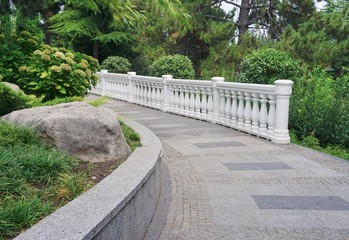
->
[18, 45, 100, 100]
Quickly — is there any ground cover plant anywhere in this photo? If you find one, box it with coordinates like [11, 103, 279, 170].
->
[0, 121, 92, 239]
[0, 113, 141, 239]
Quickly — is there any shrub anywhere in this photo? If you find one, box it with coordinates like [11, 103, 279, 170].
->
[239, 48, 303, 84]
[17, 45, 100, 101]
[289, 68, 335, 147]
[101, 56, 131, 73]
[0, 83, 86, 116]
[331, 72, 349, 148]
[149, 54, 195, 79]
[0, 31, 41, 84]
[0, 83, 41, 116]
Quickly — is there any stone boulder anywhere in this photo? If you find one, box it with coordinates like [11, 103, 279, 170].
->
[2, 102, 131, 162]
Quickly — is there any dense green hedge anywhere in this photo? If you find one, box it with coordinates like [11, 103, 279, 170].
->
[149, 54, 195, 79]
[239, 48, 303, 84]
[101, 56, 131, 73]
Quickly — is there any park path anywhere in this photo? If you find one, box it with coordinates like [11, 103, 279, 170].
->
[95, 96, 349, 240]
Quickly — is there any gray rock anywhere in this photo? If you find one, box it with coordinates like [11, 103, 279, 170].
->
[2, 102, 131, 162]
[2, 82, 21, 92]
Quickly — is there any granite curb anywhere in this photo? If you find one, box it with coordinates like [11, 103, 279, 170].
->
[15, 118, 163, 240]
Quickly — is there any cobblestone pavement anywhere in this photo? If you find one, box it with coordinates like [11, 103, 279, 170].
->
[94, 96, 349, 240]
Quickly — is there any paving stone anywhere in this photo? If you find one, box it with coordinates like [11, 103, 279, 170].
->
[253, 195, 349, 211]
[224, 162, 293, 171]
[194, 141, 245, 148]
[88, 96, 349, 240]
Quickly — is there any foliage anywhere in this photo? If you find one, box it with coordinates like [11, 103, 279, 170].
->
[119, 120, 141, 151]
[17, 45, 100, 101]
[149, 54, 195, 79]
[0, 83, 41, 116]
[0, 31, 42, 84]
[39, 96, 85, 107]
[101, 56, 131, 73]
[239, 48, 303, 84]
[330, 72, 349, 148]
[290, 131, 349, 161]
[50, 0, 190, 59]
[0, 82, 86, 116]
[0, 121, 93, 239]
[278, 7, 349, 76]
[86, 96, 109, 107]
[288, 67, 349, 148]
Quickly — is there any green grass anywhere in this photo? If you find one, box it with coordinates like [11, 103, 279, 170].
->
[290, 131, 349, 161]
[0, 115, 141, 239]
[85, 96, 109, 107]
[0, 121, 93, 239]
[119, 120, 141, 151]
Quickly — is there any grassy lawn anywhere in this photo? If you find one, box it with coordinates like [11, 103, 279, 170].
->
[0, 118, 141, 239]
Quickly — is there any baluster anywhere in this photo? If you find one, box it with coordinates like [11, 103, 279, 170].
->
[219, 89, 226, 124]
[179, 86, 185, 115]
[139, 82, 144, 105]
[169, 85, 174, 112]
[119, 80, 123, 99]
[230, 90, 238, 126]
[120, 80, 124, 99]
[156, 84, 162, 109]
[115, 80, 119, 98]
[259, 93, 268, 135]
[189, 87, 195, 117]
[194, 87, 201, 119]
[147, 83, 152, 106]
[244, 92, 252, 130]
[138, 81, 142, 104]
[237, 91, 244, 128]
[143, 82, 148, 106]
[267, 94, 276, 137]
[151, 83, 156, 107]
[225, 90, 231, 126]
[173, 85, 180, 114]
[134, 81, 139, 104]
[113, 79, 122, 99]
[201, 87, 208, 120]
[184, 86, 190, 116]
[207, 88, 213, 121]
[251, 93, 260, 133]
[123, 80, 127, 100]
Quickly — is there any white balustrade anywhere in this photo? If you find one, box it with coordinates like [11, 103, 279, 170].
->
[91, 71, 293, 144]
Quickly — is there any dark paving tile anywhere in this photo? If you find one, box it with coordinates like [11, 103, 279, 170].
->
[194, 141, 245, 148]
[224, 162, 293, 171]
[252, 195, 349, 211]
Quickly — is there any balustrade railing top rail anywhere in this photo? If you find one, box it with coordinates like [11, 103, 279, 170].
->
[89, 70, 293, 144]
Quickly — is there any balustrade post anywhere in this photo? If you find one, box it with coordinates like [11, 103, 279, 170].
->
[211, 77, 225, 123]
[162, 75, 172, 112]
[127, 72, 136, 103]
[100, 70, 108, 96]
[272, 80, 294, 144]
[244, 92, 252, 130]
[251, 93, 260, 133]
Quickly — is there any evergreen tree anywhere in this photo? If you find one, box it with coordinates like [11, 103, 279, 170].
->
[50, 0, 189, 59]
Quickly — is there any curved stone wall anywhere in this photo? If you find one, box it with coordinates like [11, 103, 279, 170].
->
[15, 119, 163, 240]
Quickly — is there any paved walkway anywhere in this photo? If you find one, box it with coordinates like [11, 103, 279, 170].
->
[95, 96, 349, 240]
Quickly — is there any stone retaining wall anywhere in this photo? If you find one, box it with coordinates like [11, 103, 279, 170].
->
[15, 119, 163, 240]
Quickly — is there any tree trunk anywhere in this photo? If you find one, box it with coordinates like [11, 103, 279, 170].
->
[237, 0, 250, 44]
[93, 41, 99, 59]
[43, 21, 51, 44]
[43, 9, 54, 45]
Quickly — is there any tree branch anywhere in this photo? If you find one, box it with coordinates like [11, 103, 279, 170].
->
[221, 0, 241, 9]
[205, 14, 230, 22]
